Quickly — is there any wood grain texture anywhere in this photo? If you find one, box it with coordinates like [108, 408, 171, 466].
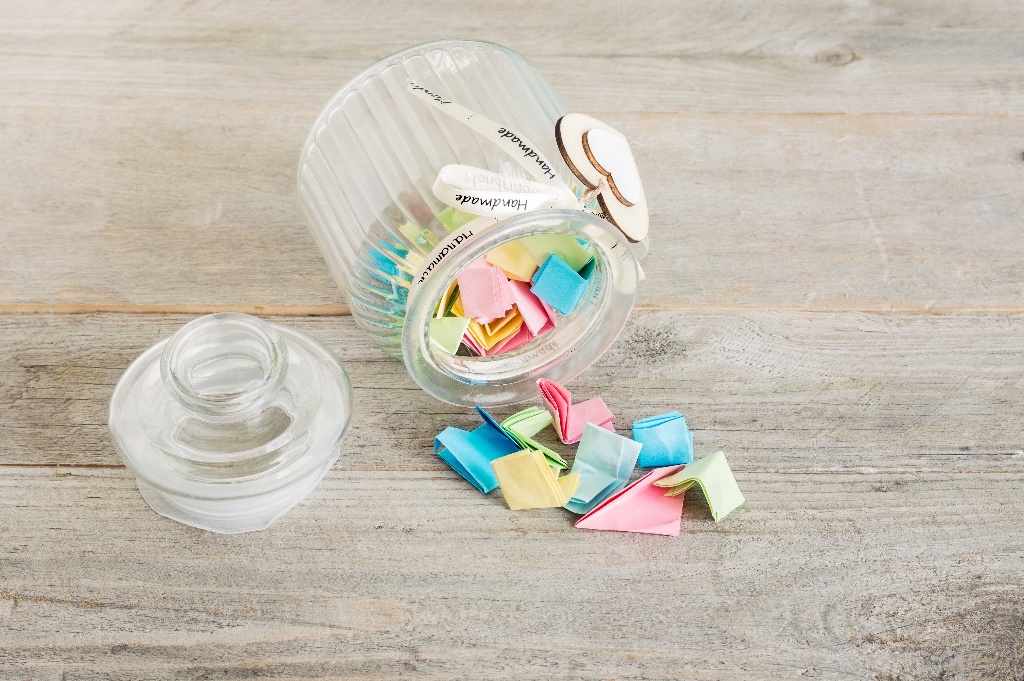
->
[1, 312, 1021, 471]
[3, 1, 1024, 678]
[3, 1, 1024, 309]
[2, 465, 1023, 680]
[3, 110, 1023, 309]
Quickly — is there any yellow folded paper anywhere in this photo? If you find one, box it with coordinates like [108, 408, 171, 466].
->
[485, 241, 539, 282]
[435, 279, 460, 318]
[467, 310, 524, 350]
[491, 450, 581, 510]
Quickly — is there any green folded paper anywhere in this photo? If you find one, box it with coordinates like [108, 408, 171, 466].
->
[653, 451, 744, 522]
[500, 407, 569, 470]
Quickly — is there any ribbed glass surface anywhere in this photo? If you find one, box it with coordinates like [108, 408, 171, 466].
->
[298, 40, 572, 354]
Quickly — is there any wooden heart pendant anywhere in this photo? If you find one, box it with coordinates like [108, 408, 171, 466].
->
[555, 113, 648, 242]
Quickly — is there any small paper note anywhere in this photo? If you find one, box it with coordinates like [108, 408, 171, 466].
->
[486, 322, 535, 355]
[491, 450, 581, 510]
[518, 233, 593, 272]
[485, 241, 539, 282]
[508, 280, 556, 336]
[653, 451, 745, 522]
[434, 407, 522, 493]
[530, 254, 588, 315]
[563, 423, 642, 514]
[500, 407, 568, 469]
[429, 316, 471, 355]
[537, 378, 614, 444]
[575, 465, 686, 536]
[458, 266, 514, 319]
[632, 412, 693, 468]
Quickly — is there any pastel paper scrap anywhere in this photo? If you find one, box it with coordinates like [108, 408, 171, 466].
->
[483, 307, 522, 336]
[530, 254, 588, 315]
[500, 407, 568, 470]
[633, 411, 694, 468]
[435, 279, 460, 318]
[575, 465, 686, 536]
[467, 312, 523, 351]
[486, 323, 534, 356]
[458, 266, 513, 319]
[460, 330, 486, 356]
[653, 451, 745, 522]
[537, 378, 614, 444]
[577, 257, 596, 281]
[518, 234, 593, 272]
[433, 407, 522, 493]
[491, 449, 581, 510]
[509, 280, 555, 336]
[485, 241, 539, 282]
[429, 316, 471, 355]
[563, 423, 642, 515]
[438, 206, 478, 233]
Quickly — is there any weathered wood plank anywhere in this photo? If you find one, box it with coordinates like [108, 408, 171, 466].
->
[1, 311, 1021, 470]
[2, 465, 1022, 679]
[3, 111, 1023, 309]
[2, 1, 1024, 114]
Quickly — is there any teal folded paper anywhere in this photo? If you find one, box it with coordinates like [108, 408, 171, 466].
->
[564, 423, 642, 514]
[435, 407, 521, 493]
[530, 254, 588, 315]
[632, 411, 693, 467]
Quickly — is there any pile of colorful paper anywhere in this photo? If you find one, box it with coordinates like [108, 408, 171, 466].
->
[429, 234, 596, 357]
[434, 379, 745, 536]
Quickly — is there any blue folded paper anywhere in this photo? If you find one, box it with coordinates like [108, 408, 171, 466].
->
[435, 407, 522, 493]
[563, 423, 642, 514]
[530, 254, 589, 315]
[632, 411, 693, 468]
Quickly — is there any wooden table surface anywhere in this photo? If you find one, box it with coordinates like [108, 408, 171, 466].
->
[2, 2, 1023, 679]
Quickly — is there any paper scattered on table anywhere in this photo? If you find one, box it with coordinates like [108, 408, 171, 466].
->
[491, 450, 581, 510]
[563, 423, 642, 514]
[434, 407, 521, 493]
[653, 451, 745, 522]
[537, 378, 614, 444]
[530, 254, 588, 315]
[500, 407, 568, 470]
[575, 465, 686, 536]
[632, 411, 693, 468]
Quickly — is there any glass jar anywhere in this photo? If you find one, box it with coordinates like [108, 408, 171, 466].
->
[298, 39, 642, 406]
[108, 313, 353, 533]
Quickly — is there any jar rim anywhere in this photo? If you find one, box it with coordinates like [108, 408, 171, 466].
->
[401, 208, 639, 407]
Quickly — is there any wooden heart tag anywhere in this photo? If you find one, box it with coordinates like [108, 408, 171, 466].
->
[555, 113, 648, 242]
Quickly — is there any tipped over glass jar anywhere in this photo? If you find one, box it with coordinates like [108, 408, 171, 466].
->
[298, 39, 648, 407]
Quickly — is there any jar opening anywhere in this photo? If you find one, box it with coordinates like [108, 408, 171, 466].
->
[161, 313, 287, 415]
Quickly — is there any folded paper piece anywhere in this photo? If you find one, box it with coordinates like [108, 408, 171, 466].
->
[458, 265, 514, 319]
[575, 465, 686, 536]
[518, 234, 593, 272]
[491, 449, 581, 510]
[538, 378, 614, 444]
[531, 254, 588, 315]
[500, 407, 568, 470]
[429, 316, 471, 355]
[434, 407, 522, 493]
[485, 241, 539, 282]
[509, 280, 556, 336]
[564, 423, 642, 514]
[653, 451, 745, 522]
[632, 411, 693, 468]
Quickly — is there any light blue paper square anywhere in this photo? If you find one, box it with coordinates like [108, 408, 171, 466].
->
[530, 254, 588, 315]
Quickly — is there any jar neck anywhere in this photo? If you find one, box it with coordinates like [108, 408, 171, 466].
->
[160, 313, 288, 417]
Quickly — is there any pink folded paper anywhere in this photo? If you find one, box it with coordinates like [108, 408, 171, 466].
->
[458, 265, 514, 320]
[537, 378, 614, 444]
[508, 280, 556, 336]
[575, 465, 686, 536]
